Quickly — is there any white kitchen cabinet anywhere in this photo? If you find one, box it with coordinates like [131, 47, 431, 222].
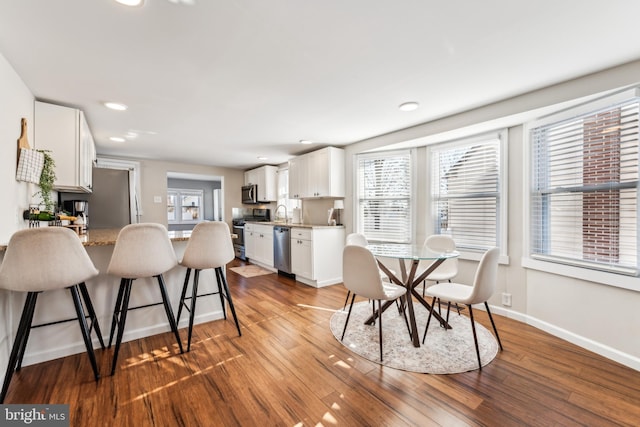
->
[245, 223, 274, 269]
[35, 101, 95, 192]
[288, 147, 344, 199]
[291, 226, 344, 287]
[288, 155, 307, 199]
[244, 165, 277, 202]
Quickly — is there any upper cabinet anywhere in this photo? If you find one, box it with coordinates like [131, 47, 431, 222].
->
[35, 101, 95, 193]
[289, 146, 345, 199]
[244, 165, 277, 202]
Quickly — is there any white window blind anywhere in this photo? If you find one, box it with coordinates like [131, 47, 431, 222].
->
[530, 96, 640, 275]
[430, 134, 502, 251]
[356, 150, 412, 243]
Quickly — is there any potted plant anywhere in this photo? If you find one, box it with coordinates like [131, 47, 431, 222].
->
[33, 150, 56, 216]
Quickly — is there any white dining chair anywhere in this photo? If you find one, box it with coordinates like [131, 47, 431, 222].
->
[341, 244, 407, 361]
[422, 247, 503, 370]
[343, 233, 397, 309]
[421, 234, 460, 318]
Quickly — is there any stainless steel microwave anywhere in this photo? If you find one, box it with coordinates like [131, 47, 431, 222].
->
[242, 184, 258, 204]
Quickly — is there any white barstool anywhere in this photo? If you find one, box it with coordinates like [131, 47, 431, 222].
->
[107, 223, 184, 375]
[176, 221, 241, 351]
[0, 227, 102, 403]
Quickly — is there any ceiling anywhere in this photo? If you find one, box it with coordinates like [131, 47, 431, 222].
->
[2, 1, 640, 170]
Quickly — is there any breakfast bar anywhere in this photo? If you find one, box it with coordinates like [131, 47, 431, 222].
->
[0, 227, 223, 368]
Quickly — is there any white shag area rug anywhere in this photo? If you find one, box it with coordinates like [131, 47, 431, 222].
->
[330, 300, 499, 374]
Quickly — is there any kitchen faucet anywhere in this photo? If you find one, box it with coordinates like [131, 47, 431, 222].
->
[275, 204, 288, 223]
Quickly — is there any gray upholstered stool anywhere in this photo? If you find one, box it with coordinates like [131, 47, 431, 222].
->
[176, 221, 241, 351]
[0, 227, 102, 403]
[107, 223, 184, 375]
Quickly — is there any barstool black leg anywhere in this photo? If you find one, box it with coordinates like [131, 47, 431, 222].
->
[214, 268, 227, 320]
[79, 282, 105, 349]
[217, 267, 241, 336]
[176, 268, 192, 326]
[187, 269, 200, 351]
[111, 279, 133, 375]
[16, 292, 38, 371]
[1, 292, 37, 403]
[108, 278, 127, 348]
[156, 274, 184, 354]
[69, 285, 100, 381]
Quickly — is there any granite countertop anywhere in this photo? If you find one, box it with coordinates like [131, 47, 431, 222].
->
[0, 228, 226, 251]
[245, 221, 345, 229]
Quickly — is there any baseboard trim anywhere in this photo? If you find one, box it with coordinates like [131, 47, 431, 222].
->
[487, 304, 640, 371]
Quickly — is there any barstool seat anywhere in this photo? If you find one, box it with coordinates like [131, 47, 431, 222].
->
[0, 227, 103, 403]
[107, 223, 184, 375]
[177, 221, 241, 351]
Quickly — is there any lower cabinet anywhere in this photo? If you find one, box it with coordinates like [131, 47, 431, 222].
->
[245, 224, 274, 269]
[291, 227, 344, 287]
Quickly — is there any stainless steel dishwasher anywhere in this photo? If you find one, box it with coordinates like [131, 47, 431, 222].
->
[273, 225, 292, 275]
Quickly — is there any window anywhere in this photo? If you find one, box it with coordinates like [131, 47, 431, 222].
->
[356, 149, 413, 243]
[276, 167, 300, 219]
[530, 92, 639, 275]
[429, 131, 505, 252]
[167, 189, 204, 224]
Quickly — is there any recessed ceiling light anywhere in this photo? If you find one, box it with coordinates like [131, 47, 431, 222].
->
[114, 0, 144, 6]
[399, 102, 419, 112]
[104, 102, 128, 111]
[257, 156, 268, 161]
[299, 140, 313, 145]
[109, 137, 126, 142]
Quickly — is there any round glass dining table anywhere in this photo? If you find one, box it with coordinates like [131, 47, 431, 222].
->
[366, 243, 459, 347]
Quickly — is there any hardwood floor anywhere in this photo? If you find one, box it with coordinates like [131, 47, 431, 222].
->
[3, 258, 639, 426]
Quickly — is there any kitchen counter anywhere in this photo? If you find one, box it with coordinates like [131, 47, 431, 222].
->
[0, 225, 231, 368]
[0, 228, 233, 251]
[245, 221, 345, 229]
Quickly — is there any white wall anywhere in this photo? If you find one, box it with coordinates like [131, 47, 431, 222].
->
[0, 52, 36, 382]
[345, 59, 640, 370]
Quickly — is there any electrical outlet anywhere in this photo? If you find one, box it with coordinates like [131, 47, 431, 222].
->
[153, 196, 162, 203]
[501, 292, 512, 307]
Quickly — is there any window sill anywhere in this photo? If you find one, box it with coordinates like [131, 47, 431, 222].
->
[522, 257, 640, 291]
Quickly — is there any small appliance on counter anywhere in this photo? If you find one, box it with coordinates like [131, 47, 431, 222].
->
[63, 200, 88, 232]
[291, 207, 302, 224]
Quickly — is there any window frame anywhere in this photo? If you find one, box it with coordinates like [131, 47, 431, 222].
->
[167, 188, 205, 225]
[355, 148, 416, 244]
[426, 130, 508, 257]
[523, 88, 640, 289]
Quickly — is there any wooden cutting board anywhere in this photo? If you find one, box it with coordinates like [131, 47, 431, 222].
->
[17, 117, 30, 168]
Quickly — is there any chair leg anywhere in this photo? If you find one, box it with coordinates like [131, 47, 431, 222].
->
[340, 293, 357, 341]
[378, 300, 384, 361]
[79, 282, 105, 349]
[1, 292, 37, 403]
[156, 274, 184, 354]
[108, 278, 127, 348]
[176, 267, 192, 327]
[217, 267, 242, 337]
[468, 304, 482, 370]
[111, 279, 133, 376]
[16, 292, 38, 371]
[69, 285, 100, 381]
[186, 269, 200, 351]
[422, 296, 437, 344]
[342, 290, 351, 310]
[484, 302, 503, 351]
[214, 268, 227, 320]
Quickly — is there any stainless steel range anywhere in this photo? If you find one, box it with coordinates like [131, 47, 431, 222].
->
[232, 208, 270, 260]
